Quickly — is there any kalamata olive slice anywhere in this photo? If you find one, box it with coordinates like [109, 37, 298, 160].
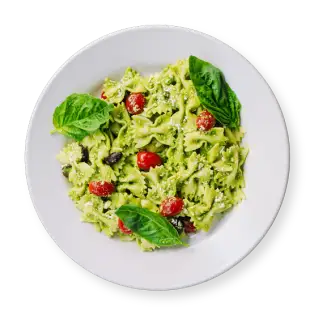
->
[80, 145, 89, 163]
[169, 217, 184, 235]
[104, 152, 122, 165]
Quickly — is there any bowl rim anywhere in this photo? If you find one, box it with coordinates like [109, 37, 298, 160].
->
[25, 25, 290, 290]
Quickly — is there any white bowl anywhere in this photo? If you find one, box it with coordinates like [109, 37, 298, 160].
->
[25, 25, 289, 290]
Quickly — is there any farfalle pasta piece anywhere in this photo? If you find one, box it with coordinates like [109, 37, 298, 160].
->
[184, 128, 227, 151]
[131, 114, 176, 148]
[118, 165, 146, 198]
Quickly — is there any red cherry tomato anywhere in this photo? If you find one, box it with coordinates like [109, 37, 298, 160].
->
[125, 93, 145, 115]
[160, 197, 184, 217]
[183, 219, 196, 234]
[100, 92, 107, 100]
[88, 181, 115, 196]
[137, 151, 162, 170]
[196, 110, 216, 131]
[118, 218, 132, 234]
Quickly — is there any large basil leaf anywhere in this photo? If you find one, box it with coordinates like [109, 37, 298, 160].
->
[116, 205, 185, 247]
[52, 93, 114, 141]
[189, 56, 241, 128]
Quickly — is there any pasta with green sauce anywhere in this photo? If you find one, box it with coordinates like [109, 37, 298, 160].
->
[55, 58, 248, 251]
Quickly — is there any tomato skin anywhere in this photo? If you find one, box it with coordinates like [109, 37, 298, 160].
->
[160, 197, 184, 217]
[100, 92, 107, 100]
[125, 93, 145, 114]
[183, 219, 196, 234]
[88, 181, 115, 196]
[196, 110, 216, 131]
[118, 218, 132, 234]
[137, 151, 162, 170]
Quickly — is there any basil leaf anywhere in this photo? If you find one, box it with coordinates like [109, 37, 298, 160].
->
[189, 56, 241, 128]
[116, 205, 185, 247]
[52, 93, 114, 141]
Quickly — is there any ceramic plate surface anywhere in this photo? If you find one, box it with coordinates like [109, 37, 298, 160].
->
[25, 25, 289, 290]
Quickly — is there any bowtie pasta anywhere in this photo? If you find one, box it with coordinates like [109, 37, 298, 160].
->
[56, 59, 248, 251]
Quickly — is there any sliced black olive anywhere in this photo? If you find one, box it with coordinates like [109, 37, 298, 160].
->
[80, 145, 89, 163]
[179, 216, 196, 234]
[62, 164, 72, 178]
[179, 216, 190, 221]
[169, 217, 184, 235]
[104, 152, 122, 165]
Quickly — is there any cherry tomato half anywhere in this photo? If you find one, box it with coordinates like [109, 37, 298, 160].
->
[125, 93, 145, 115]
[100, 91, 107, 100]
[118, 218, 132, 234]
[196, 110, 216, 131]
[137, 151, 162, 170]
[88, 181, 115, 196]
[160, 197, 184, 217]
